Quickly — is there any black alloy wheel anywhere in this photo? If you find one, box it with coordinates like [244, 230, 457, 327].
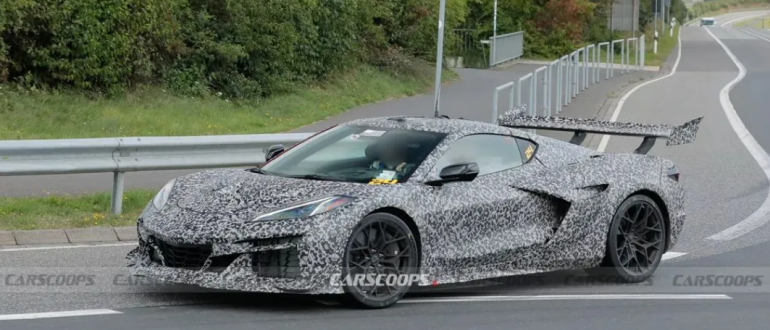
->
[341, 213, 419, 309]
[593, 195, 667, 282]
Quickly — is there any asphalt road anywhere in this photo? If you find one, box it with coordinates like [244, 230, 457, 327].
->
[3, 10, 770, 330]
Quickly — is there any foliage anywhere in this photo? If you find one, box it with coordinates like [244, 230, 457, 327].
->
[2, 0, 761, 99]
[0, 0, 467, 98]
[692, 0, 770, 17]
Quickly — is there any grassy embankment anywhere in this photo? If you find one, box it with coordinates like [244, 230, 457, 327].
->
[733, 14, 770, 28]
[0, 65, 457, 231]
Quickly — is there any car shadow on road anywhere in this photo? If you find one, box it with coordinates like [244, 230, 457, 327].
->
[124, 268, 659, 310]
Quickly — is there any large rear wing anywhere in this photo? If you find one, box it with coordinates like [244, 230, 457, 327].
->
[496, 108, 703, 155]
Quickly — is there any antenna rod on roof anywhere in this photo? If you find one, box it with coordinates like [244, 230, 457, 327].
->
[432, 0, 447, 117]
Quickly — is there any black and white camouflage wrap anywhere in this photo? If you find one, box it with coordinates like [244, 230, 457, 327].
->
[127, 114, 693, 295]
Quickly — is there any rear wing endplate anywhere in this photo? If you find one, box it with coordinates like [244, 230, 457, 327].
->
[497, 108, 703, 155]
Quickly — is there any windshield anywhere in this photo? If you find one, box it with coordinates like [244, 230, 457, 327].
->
[702, 19, 714, 25]
[260, 125, 447, 184]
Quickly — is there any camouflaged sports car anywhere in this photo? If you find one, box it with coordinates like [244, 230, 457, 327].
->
[127, 109, 702, 309]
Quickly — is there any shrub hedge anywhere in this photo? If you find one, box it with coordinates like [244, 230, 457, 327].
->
[0, 0, 710, 99]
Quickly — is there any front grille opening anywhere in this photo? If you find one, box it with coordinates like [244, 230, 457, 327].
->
[206, 254, 241, 273]
[238, 235, 302, 247]
[152, 237, 212, 271]
[251, 248, 300, 278]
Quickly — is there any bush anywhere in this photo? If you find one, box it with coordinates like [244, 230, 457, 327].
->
[0, 0, 469, 98]
[6, 0, 744, 99]
[2, 0, 182, 93]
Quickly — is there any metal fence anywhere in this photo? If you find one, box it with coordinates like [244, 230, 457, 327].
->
[447, 29, 489, 68]
[490, 31, 524, 67]
[491, 34, 646, 124]
[0, 134, 312, 214]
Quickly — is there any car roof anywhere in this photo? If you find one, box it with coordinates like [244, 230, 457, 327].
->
[341, 116, 520, 136]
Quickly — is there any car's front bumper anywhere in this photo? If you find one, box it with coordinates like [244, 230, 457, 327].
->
[126, 215, 354, 295]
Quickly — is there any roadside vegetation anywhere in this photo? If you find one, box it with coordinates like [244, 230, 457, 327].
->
[689, 0, 770, 19]
[0, 190, 154, 231]
[733, 15, 770, 28]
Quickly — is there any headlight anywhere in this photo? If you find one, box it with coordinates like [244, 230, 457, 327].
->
[253, 195, 356, 221]
[152, 179, 177, 210]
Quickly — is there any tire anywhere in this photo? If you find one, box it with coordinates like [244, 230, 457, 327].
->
[587, 195, 667, 282]
[340, 212, 420, 309]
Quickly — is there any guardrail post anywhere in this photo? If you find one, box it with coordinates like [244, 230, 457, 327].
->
[533, 66, 546, 116]
[492, 89, 499, 123]
[610, 39, 623, 78]
[594, 44, 599, 84]
[620, 42, 628, 74]
[582, 47, 588, 90]
[562, 55, 572, 107]
[111, 171, 125, 215]
[597, 42, 609, 81]
[606, 43, 611, 79]
[557, 56, 565, 114]
[572, 49, 580, 97]
[509, 84, 515, 118]
[544, 65, 550, 116]
[492, 81, 515, 123]
[639, 34, 646, 70]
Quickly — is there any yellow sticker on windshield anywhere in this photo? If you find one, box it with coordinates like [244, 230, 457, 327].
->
[369, 178, 398, 185]
[525, 145, 535, 159]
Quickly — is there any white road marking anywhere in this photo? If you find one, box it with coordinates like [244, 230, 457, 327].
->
[0, 309, 122, 321]
[661, 251, 688, 260]
[400, 294, 732, 304]
[720, 12, 770, 27]
[0, 242, 137, 253]
[739, 27, 770, 42]
[702, 27, 770, 242]
[596, 27, 683, 152]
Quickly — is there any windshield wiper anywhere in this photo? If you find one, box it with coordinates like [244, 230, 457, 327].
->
[248, 167, 269, 175]
[284, 174, 340, 182]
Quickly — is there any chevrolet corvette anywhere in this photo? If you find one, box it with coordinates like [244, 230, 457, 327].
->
[127, 108, 702, 308]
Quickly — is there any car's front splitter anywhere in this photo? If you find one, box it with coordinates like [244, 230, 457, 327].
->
[126, 239, 346, 295]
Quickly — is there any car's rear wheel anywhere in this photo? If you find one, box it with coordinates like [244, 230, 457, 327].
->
[589, 195, 667, 282]
[340, 212, 419, 309]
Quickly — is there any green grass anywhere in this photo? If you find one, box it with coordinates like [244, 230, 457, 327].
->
[0, 190, 156, 231]
[0, 65, 457, 140]
[734, 15, 770, 28]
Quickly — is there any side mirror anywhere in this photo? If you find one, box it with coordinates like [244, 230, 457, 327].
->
[425, 162, 480, 186]
[265, 144, 285, 162]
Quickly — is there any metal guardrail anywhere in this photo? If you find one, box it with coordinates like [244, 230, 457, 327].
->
[490, 31, 524, 67]
[0, 133, 312, 214]
[491, 35, 646, 124]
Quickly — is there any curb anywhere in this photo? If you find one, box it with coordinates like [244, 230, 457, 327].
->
[0, 226, 137, 246]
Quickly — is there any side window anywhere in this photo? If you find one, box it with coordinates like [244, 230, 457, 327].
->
[434, 134, 524, 176]
[515, 138, 538, 163]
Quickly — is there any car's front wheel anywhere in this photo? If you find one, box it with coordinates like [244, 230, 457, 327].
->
[340, 212, 419, 309]
[589, 195, 667, 282]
